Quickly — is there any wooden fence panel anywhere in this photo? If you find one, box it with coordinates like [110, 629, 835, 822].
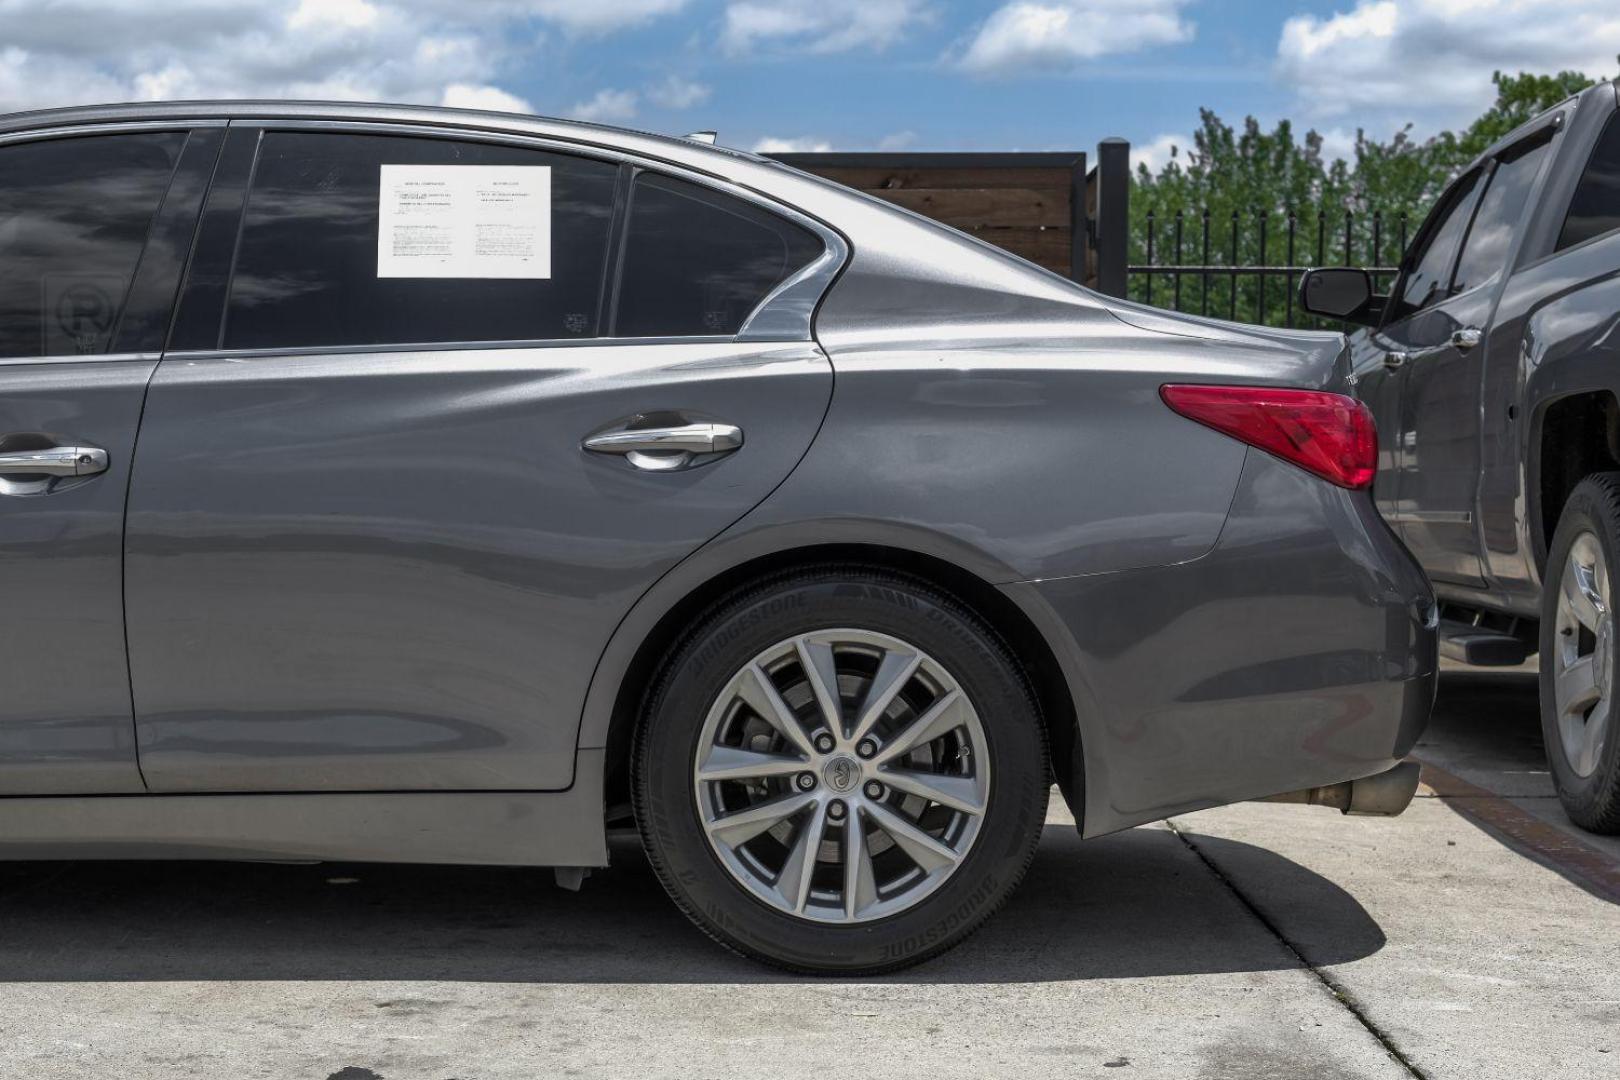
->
[766, 152, 1089, 282]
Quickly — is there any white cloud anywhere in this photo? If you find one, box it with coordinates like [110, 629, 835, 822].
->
[1130, 133, 1187, 172]
[441, 83, 534, 113]
[752, 135, 834, 153]
[289, 0, 379, 31]
[956, 0, 1194, 75]
[877, 130, 918, 150]
[570, 88, 639, 123]
[722, 0, 928, 55]
[0, 0, 690, 115]
[520, 0, 688, 35]
[646, 74, 711, 109]
[1276, 0, 1620, 131]
[1317, 127, 1358, 164]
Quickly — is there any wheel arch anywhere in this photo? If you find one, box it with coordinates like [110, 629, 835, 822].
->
[583, 540, 1081, 826]
[1532, 388, 1620, 570]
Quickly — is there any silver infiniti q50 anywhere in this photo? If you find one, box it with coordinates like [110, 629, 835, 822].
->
[0, 101, 1436, 972]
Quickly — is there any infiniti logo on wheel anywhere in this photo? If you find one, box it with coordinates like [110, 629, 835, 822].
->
[822, 755, 861, 794]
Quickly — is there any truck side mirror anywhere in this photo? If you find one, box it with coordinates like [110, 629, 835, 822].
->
[1298, 268, 1382, 326]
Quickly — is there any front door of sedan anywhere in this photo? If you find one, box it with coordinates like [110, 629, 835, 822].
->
[123, 127, 837, 792]
[0, 125, 218, 794]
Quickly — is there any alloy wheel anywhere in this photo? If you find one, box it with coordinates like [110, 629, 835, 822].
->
[1553, 531, 1614, 778]
[691, 628, 990, 924]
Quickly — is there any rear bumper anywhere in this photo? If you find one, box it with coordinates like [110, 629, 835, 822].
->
[1002, 449, 1437, 837]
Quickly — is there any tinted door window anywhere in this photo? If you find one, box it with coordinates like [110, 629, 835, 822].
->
[1452, 138, 1550, 294]
[225, 132, 618, 350]
[0, 132, 185, 359]
[1557, 112, 1620, 251]
[615, 173, 822, 338]
[1389, 169, 1482, 322]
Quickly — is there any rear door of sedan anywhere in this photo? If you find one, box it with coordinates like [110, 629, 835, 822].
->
[0, 121, 220, 794]
[124, 121, 838, 793]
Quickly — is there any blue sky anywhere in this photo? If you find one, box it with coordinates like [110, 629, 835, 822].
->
[522, 0, 1358, 154]
[2, 1, 1617, 167]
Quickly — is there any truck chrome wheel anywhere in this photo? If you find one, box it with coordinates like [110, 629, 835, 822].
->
[1553, 531, 1613, 778]
[692, 629, 989, 924]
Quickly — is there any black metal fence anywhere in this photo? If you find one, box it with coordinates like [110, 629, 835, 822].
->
[1129, 208, 1407, 329]
[780, 135, 1422, 332]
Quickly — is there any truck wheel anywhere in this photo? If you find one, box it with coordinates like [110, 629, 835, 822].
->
[1540, 474, 1620, 833]
[633, 567, 1050, 973]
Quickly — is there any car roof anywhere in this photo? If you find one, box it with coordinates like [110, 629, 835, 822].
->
[0, 98, 1108, 337]
[0, 99, 765, 173]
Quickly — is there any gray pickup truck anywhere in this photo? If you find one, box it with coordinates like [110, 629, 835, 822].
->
[1300, 80, 1620, 833]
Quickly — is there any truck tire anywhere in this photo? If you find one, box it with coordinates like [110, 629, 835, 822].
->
[1540, 473, 1620, 833]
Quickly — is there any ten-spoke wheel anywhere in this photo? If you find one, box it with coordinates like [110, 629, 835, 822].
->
[692, 629, 990, 923]
[635, 569, 1049, 973]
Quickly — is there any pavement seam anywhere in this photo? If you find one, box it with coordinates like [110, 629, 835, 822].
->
[1415, 761, 1620, 904]
[1164, 818, 1430, 1080]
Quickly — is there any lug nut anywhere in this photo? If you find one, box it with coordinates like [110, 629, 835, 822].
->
[814, 733, 835, 753]
[827, 799, 846, 820]
[856, 739, 877, 759]
[796, 772, 817, 791]
[863, 780, 885, 800]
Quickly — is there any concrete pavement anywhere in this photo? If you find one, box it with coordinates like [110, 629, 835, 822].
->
[0, 669, 1616, 1079]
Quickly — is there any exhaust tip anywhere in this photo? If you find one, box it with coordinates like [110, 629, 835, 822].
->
[1258, 760, 1422, 817]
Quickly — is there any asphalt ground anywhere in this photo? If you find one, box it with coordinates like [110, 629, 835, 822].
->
[1, 666, 1616, 1079]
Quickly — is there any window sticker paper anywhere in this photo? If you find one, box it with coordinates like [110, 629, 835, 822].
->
[377, 165, 551, 279]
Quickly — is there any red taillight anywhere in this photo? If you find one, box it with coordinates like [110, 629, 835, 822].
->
[1160, 383, 1376, 490]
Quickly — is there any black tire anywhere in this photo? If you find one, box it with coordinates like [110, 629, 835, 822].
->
[632, 567, 1050, 974]
[1540, 474, 1620, 833]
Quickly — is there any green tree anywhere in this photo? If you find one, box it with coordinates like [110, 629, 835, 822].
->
[1128, 65, 1612, 326]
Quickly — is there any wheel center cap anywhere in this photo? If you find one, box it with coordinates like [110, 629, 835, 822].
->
[821, 754, 862, 794]
[1597, 619, 1613, 699]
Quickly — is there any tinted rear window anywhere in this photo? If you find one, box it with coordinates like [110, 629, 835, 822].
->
[0, 132, 184, 359]
[225, 132, 618, 350]
[1558, 112, 1620, 251]
[614, 173, 822, 338]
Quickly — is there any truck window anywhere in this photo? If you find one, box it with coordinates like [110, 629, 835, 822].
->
[1557, 112, 1620, 251]
[1389, 169, 1482, 323]
[1452, 137, 1551, 295]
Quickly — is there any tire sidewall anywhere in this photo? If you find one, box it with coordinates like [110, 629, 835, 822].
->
[636, 573, 1048, 973]
[1540, 480, 1620, 822]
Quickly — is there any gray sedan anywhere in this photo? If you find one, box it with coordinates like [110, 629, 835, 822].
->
[0, 101, 1436, 973]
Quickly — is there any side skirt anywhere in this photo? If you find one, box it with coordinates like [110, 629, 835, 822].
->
[0, 750, 608, 868]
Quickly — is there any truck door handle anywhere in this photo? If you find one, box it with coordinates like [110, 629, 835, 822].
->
[1384, 326, 1483, 370]
[0, 445, 108, 477]
[583, 422, 743, 472]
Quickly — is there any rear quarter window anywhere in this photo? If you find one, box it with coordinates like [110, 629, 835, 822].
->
[613, 173, 823, 338]
[1557, 112, 1620, 251]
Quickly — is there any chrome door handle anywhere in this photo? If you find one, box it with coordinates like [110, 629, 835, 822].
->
[583, 422, 743, 472]
[1383, 327, 1482, 371]
[583, 423, 743, 456]
[0, 445, 108, 477]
